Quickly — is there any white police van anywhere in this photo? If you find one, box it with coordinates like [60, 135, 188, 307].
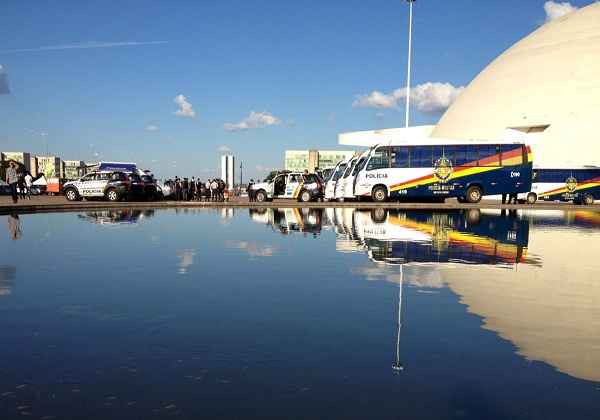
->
[251, 171, 323, 202]
[63, 171, 126, 201]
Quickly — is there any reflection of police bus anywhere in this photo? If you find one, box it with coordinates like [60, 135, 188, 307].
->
[524, 167, 600, 205]
[354, 140, 532, 203]
[354, 209, 529, 266]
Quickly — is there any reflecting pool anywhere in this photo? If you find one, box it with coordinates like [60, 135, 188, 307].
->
[1, 208, 599, 419]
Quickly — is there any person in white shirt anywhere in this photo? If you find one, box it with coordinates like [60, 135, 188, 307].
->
[24, 173, 33, 200]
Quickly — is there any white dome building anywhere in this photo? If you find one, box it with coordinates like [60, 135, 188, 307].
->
[432, 2, 600, 167]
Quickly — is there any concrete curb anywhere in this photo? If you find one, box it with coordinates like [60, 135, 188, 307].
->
[1, 200, 599, 215]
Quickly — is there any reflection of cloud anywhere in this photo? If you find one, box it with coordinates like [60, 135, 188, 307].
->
[0, 265, 16, 296]
[224, 240, 277, 258]
[176, 249, 196, 274]
[351, 263, 444, 289]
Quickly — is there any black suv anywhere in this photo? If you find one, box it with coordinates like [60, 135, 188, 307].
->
[104, 171, 132, 201]
[141, 175, 159, 200]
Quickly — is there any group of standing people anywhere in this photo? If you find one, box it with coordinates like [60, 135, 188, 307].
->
[165, 177, 229, 201]
[4, 161, 33, 204]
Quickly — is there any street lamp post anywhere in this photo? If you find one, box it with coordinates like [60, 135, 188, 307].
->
[404, 0, 416, 129]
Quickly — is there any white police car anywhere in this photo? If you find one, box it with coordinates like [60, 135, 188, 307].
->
[63, 171, 122, 201]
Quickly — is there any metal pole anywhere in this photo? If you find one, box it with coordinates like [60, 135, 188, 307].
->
[392, 264, 404, 372]
[404, 0, 415, 129]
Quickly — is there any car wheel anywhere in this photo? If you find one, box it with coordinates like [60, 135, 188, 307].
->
[299, 190, 312, 203]
[255, 190, 267, 203]
[465, 185, 483, 204]
[106, 189, 119, 202]
[372, 185, 388, 203]
[64, 188, 79, 201]
[583, 194, 595, 205]
[526, 193, 537, 205]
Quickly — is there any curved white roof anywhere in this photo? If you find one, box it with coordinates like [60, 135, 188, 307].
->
[433, 3, 600, 167]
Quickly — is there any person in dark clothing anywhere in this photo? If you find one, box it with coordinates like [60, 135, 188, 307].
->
[501, 193, 507, 204]
[175, 177, 182, 201]
[17, 171, 26, 200]
[189, 177, 196, 201]
[248, 179, 255, 202]
[182, 178, 189, 201]
[509, 192, 518, 204]
[197, 178, 203, 201]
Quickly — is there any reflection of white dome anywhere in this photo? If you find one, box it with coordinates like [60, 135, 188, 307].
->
[433, 3, 600, 167]
[442, 225, 600, 382]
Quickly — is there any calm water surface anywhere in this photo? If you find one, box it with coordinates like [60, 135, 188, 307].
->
[1, 208, 599, 419]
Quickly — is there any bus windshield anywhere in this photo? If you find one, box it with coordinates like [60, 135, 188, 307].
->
[343, 160, 357, 178]
[352, 157, 367, 176]
[333, 164, 347, 181]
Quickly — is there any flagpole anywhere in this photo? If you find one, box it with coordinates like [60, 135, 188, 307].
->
[405, 0, 415, 129]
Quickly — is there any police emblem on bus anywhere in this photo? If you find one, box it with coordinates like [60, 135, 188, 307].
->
[433, 157, 453, 182]
[565, 176, 578, 193]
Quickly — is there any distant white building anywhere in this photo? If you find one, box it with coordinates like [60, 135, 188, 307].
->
[221, 155, 235, 188]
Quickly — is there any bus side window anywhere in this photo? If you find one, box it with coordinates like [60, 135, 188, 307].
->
[466, 146, 479, 166]
[479, 145, 500, 166]
[455, 145, 477, 166]
[411, 146, 432, 168]
[391, 146, 409, 168]
[432, 146, 444, 164]
[366, 148, 390, 171]
[501, 144, 523, 166]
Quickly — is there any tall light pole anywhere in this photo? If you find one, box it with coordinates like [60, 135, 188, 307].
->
[404, 0, 416, 129]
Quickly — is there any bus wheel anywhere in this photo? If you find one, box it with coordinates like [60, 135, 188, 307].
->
[255, 190, 268, 203]
[372, 186, 388, 203]
[371, 208, 387, 223]
[526, 193, 537, 205]
[465, 186, 483, 204]
[583, 194, 595, 205]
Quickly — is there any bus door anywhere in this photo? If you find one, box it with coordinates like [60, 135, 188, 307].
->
[284, 174, 302, 198]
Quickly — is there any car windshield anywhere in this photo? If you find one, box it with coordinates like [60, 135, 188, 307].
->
[142, 176, 153, 182]
[333, 164, 347, 181]
[129, 174, 141, 181]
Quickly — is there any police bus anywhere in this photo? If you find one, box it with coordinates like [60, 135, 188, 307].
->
[524, 167, 600, 205]
[353, 140, 532, 203]
[324, 158, 350, 201]
[334, 155, 358, 201]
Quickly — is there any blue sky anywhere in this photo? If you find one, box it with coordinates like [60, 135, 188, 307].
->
[0, 0, 594, 179]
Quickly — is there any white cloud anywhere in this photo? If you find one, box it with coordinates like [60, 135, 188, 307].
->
[544, 1, 578, 21]
[353, 82, 464, 114]
[1, 41, 168, 54]
[146, 124, 159, 132]
[173, 94, 196, 118]
[218, 145, 231, 153]
[224, 111, 281, 132]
